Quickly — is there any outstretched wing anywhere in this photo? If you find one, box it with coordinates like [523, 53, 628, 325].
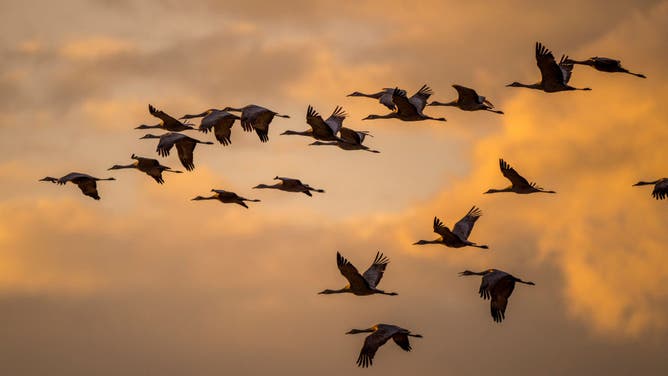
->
[339, 127, 370, 145]
[490, 275, 516, 323]
[357, 330, 392, 368]
[392, 88, 419, 117]
[74, 179, 100, 200]
[432, 216, 452, 238]
[324, 106, 346, 135]
[453, 85, 481, 104]
[306, 105, 338, 139]
[408, 84, 433, 114]
[149, 104, 180, 126]
[653, 179, 668, 200]
[558, 55, 574, 84]
[336, 252, 370, 291]
[392, 333, 412, 352]
[379, 88, 396, 110]
[362, 252, 390, 289]
[175, 139, 196, 171]
[452, 206, 483, 241]
[535, 42, 566, 86]
[499, 159, 532, 189]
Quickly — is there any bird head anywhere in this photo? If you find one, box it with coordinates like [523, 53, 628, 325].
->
[346, 92, 363, 97]
[506, 82, 522, 87]
[345, 328, 373, 335]
[139, 134, 161, 140]
[362, 115, 380, 120]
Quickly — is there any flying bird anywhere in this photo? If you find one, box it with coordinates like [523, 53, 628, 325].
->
[139, 132, 214, 171]
[136, 104, 196, 132]
[347, 88, 398, 111]
[281, 105, 346, 141]
[507, 42, 591, 92]
[108, 154, 182, 184]
[485, 159, 556, 194]
[180, 109, 240, 146]
[346, 324, 422, 368]
[253, 176, 324, 197]
[428, 85, 504, 114]
[319, 252, 397, 296]
[309, 127, 379, 153]
[39, 172, 115, 200]
[191, 189, 261, 208]
[633, 178, 668, 200]
[222, 104, 289, 143]
[564, 56, 646, 78]
[413, 207, 489, 249]
[459, 269, 535, 323]
[363, 86, 447, 122]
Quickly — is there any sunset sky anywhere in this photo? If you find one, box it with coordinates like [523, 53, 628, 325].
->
[1, 1, 668, 374]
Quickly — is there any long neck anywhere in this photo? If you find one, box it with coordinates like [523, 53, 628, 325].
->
[514, 277, 535, 285]
[136, 124, 161, 129]
[282, 130, 311, 136]
[192, 195, 216, 201]
[99, 177, 115, 181]
[110, 164, 136, 170]
[368, 113, 398, 120]
[570, 59, 594, 66]
[515, 82, 542, 89]
[430, 100, 457, 107]
[635, 180, 660, 186]
[485, 187, 513, 194]
[319, 287, 350, 294]
[415, 239, 442, 245]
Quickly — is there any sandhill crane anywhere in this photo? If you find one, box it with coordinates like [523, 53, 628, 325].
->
[565, 57, 646, 78]
[346, 324, 422, 368]
[428, 85, 504, 114]
[309, 127, 379, 153]
[180, 109, 240, 146]
[459, 269, 535, 323]
[191, 189, 261, 208]
[108, 154, 182, 184]
[485, 158, 556, 194]
[347, 88, 397, 110]
[319, 252, 397, 296]
[362, 86, 447, 122]
[139, 132, 214, 171]
[222, 104, 289, 143]
[253, 176, 324, 197]
[633, 178, 668, 200]
[39, 172, 115, 200]
[507, 42, 591, 92]
[136, 104, 196, 132]
[413, 207, 489, 249]
[281, 105, 345, 141]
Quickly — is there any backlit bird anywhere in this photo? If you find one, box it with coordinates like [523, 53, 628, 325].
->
[413, 206, 489, 249]
[253, 176, 324, 197]
[565, 56, 646, 78]
[428, 84, 504, 114]
[633, 178, 668, 200]
[222, 104, 289, 143]
[39, 172, 115, 200]
[136, 104, 196, 132]
[318, 251, 397, 296]
[363, 86, 447, 122]
[346, 324, 422, 368]
[347, 88, 398, 111]
[507, 42, 591, 92]
[191, 189, 261, 208]
[139, 132, 214, 171]
[485, 159, 556, 194]
[108, 154, 182, 184]
[459, 269, 535, 323]
[180, 109, 240, 146]
[281, 105, 346, 141]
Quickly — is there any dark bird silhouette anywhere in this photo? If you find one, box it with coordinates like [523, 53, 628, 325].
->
[347, 88, 398, 110]
[319, 252, 397, 296]
[191, 189, 261, 208]
[428, 84, 504, 114]
[413, 207, 489, 249]
[565, 56, 646, 78]
[180, 109, 240, 146]
[222, 105, 289, 143]
[459, 269, 535, 323]
[633, 178, 668, 200]
[253, 176, 324, 197]
[108, 154, 182, 184]
[309, 127, 379, 153]
[39, 172, 115, 200]
[363, 86, 447, 122]
[507, 42, 591, 92]
[346, 324, 422, 368]
[281, 105, 346, 141]
[485, 159, 556, 194]
[136, 104, 196, 132]
[139, 132, 214, 171]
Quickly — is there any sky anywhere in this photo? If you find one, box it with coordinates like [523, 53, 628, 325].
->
[1, 0, 667, 375]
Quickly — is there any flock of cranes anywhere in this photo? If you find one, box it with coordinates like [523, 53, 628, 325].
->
[36, 41, 660, 368]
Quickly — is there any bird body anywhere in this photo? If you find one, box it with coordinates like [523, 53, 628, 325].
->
[108, 154, 182, 184]
[282, 105, 346, 141]
[429, 84, 503, 114]
[414, 206, 489, 249]
[507, 42, 591, 92]
[459, 269, 535, 323]
[192, 189, 260, 208]
[223, 104, 289, 142]
[485, 159, 556, 194]
[347, 88, 398, 110]
[319, 252, 397, 296]
[39, 172, 115, 200]
[308, 127, 379, 153]
[139, 132, 213, 171]
[633, 178, 668, 200]
[565, 57, 646, 78]
[136, 104, 196, 132]
[346, 324, 422, 368]
[363, 86, 447, 122]
[253, 176, 324, 196]
[180, 109, 240, 146]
